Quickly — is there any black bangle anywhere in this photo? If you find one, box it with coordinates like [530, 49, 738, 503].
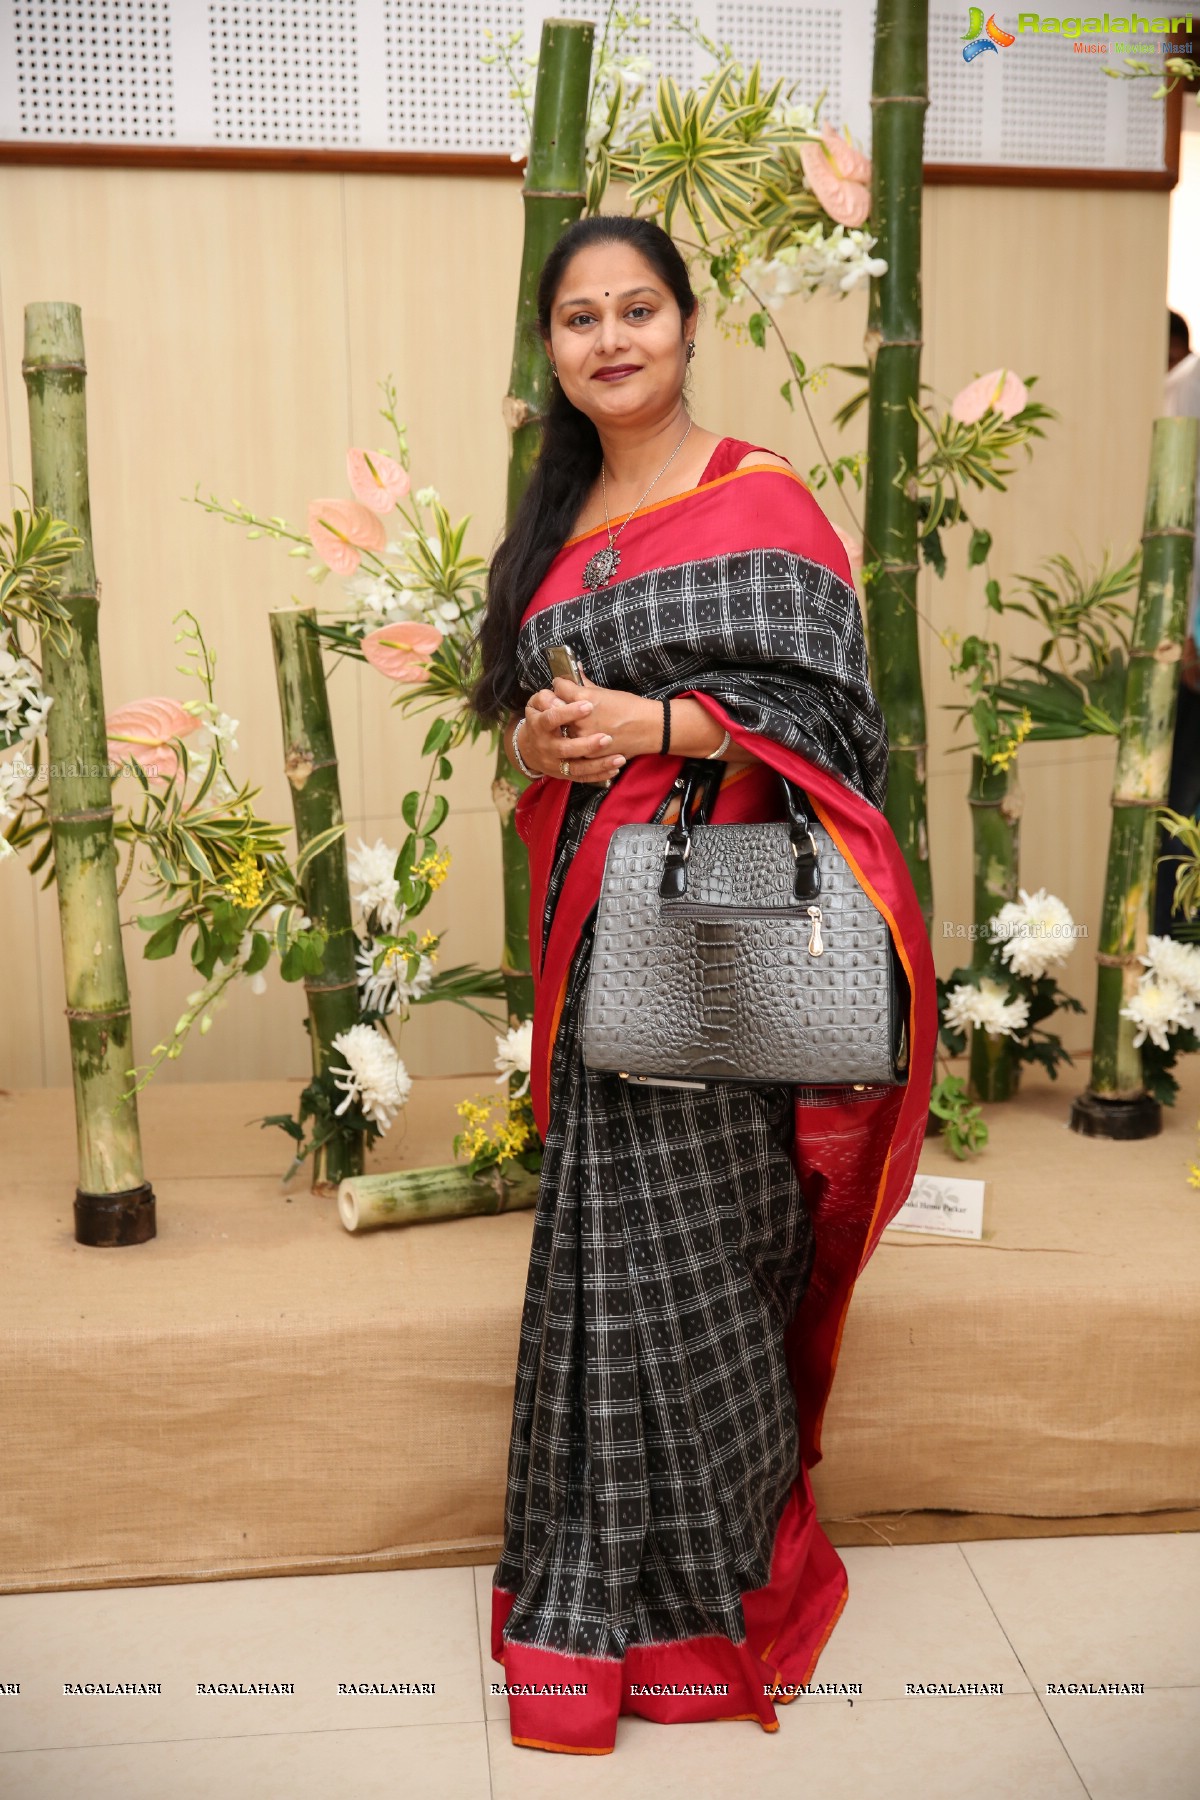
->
[660, 696, 671, 756]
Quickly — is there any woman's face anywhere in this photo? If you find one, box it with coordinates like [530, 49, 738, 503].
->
[545, 242, 696, 429]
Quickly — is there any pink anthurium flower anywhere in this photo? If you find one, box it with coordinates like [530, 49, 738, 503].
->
[800, 131, 872, 228]
[346, 447, 411, 514]
[832, 523, 864, 580]
[950, 368, 1029, 424]
[307, 497, 388, 574]
[820, 123, 872, 186]
[106, 696, 199, 781]
[361, 620, 443, 683]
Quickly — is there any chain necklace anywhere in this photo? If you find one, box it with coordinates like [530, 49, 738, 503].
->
[580, 417, 694, 591]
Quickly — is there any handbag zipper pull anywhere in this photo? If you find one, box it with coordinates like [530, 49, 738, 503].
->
[807, 906, 824, 956]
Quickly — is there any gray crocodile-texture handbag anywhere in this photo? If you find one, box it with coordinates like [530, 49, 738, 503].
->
[581, 760, 909, 1092]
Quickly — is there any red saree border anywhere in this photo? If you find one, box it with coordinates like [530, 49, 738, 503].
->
[519, 466, 848, 631]
[490, 1459, 851, 1752]
[559, 462, 810, 551]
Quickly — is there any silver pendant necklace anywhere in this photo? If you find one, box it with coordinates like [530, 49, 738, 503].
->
[580, 417, 694, 591]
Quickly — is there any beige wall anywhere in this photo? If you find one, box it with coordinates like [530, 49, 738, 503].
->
[0, 165, 1170, 1088]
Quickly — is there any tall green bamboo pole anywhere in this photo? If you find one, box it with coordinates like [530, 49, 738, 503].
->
[1070, 415, 1199, 1140]
[270, 605, 362, 1186]
[863, 0, 932, 936]
[967, 752, 1021, 1101]
[23, 301, 155, 1246]
[496, 16, 594, 1025]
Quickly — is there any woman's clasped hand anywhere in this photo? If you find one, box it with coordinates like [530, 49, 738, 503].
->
[517, 672, 630, 786]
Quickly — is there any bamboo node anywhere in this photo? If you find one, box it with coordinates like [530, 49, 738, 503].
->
[501, 393, 533, 431]
[64, 1003, 132, 1021]
[21, 358, 87, 373]
[1128, 641, 1182, 663]
[49, 805, 115, 823]
[284, 746, 316, 788]
[303, 976, 359, 994]
[1110, 793, 1168, 807]
[1095, 950, 1145, 968]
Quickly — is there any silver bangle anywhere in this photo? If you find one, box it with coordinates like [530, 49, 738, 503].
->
[705, 728, 731, 760]
[510, 717, 538, 780]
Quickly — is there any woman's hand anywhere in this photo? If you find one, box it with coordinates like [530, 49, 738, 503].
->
[515, 684, 627, 785]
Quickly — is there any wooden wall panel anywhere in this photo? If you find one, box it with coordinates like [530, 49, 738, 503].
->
[0, 165, 1172, 1091]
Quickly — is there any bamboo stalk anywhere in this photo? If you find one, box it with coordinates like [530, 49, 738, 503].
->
[496, 16, 595, 1023]
[269, 605, 362, 1186]
[22, 301, 155, 1246]
[1071, 415, 1199, 1138]
[337, 1163, 539, 1232]
[863, 0, 932, 937]
[968, 752, 1022, 1101]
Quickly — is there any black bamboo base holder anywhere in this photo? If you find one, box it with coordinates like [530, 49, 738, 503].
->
[74, 1180, 157, 1246]
[1068, 1090, 1162, 1141]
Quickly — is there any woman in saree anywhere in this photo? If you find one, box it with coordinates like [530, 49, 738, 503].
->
[471, 213, 937, 1756]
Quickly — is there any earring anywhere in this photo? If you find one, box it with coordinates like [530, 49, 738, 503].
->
[686, 341, 696, 362]
[550, 364, 558, 378]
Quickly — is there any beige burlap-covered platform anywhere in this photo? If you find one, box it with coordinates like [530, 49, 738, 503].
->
[3, 1055, 1199, 1596]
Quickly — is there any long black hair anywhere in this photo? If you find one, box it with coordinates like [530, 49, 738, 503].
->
[469, 214, 698, 724]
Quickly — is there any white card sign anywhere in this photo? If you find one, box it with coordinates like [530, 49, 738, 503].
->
[885, 1173, 986, 1240]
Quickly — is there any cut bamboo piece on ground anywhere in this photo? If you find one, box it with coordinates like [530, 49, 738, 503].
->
[1070, 413, 1199, 1140]
[495, 16, 594, 1026]
[337, 1163, 539, 1232]
[22, 300, 156, 1247]
[863, 0, 932, 938]
[270, 605, 360, 1186]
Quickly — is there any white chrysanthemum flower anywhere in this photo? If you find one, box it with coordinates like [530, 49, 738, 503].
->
[331, 1023, 412, 1132]
[990, 887, 1077, 981]
[343, 569, 397, 616]
[494, 1019, 534, 1094]
[236, 930, 269, 995]
[356, 940, 434, 1015]
[1139, 935, 1200, 1005]
[347, 836, 406, 935]
[942, 977, 1029, 1039]
[1120, 977, 1196, 1051]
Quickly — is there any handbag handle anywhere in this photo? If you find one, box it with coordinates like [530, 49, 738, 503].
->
[660, 757, 821, 902]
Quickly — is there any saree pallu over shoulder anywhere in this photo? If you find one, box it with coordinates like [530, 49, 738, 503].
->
[495, 467, 937, 1755]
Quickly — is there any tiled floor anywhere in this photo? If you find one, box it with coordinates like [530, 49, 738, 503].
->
[0, 1533, 1196, 1799]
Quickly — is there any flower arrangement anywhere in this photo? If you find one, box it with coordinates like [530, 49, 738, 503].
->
[934, 886, 1086, 1157]
[1118, 936, 1200, 1107]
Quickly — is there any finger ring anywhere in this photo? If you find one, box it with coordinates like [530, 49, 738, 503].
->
[559, 760, 571, 778]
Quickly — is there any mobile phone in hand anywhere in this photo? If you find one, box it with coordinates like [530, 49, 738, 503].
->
[547, 643, 585, 686]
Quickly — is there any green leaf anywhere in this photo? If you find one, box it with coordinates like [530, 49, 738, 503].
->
[422, 716, 454, 756]
[425, 793, 448, 834]
[401, 790, 421, 830]
[985, 578, 1002, 612]
[294, 821, 346, 876]
[967, 527, 992, 567]
[747, 310, 768, 349]
[143, 916, 185, 961]
[243, 930, 271, 975]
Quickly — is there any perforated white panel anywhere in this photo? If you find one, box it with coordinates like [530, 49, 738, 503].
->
[209, 0, 358, 145]
[11, 0, 176, 140]
[0, 0, 1172, 175]
[386, 0, 525, 152]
